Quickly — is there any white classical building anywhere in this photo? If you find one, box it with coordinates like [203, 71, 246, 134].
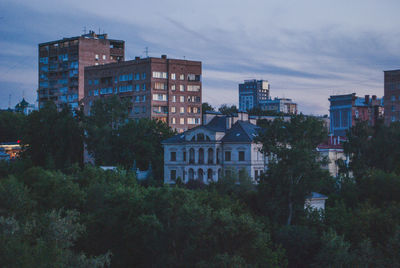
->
[162, 112, 268, 184]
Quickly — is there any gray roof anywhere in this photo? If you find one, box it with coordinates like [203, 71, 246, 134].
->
[221, 121, 260, 143]
[162, 116, 261, 144]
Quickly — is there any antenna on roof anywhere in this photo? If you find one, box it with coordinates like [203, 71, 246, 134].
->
[83, 26, 86, 34]
[144, 47, 149, 58]
[22, 90, 25, 99]
[8, 94, 11, 109]
[183, 56, 186, 60]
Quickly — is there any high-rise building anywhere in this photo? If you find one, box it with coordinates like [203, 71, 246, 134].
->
[238, 80, 270, 111]
[38, 31, 124, 109]
[84, 55, 202, 132]
[384, 69, 400, 124]
[329, 93, 383, 136]
[259, 97, 297, 114]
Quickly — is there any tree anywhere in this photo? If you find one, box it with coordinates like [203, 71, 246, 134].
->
[21, 102, 84, 169]
[0, 111, 26, 142]
[201, 102, 214, 114]
[256, 115, 329, 225]
[84, 96, 130, 166]
[218, 104, 238, 115]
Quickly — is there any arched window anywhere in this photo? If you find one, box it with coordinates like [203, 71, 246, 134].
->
[197, 133, 205, 141]
[206, 136, 211, 141]
[189, 168, 194, 180]
[208, 148, 214, 164]
[198, 148, 204, 164]
[189, 148, 195, 164]
[207, 168, 213, 181]
[198, 168, 204, 181]
[191, 136, 196, 141]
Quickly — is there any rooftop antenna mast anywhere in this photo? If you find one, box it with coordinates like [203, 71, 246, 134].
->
[8, 94, 11, 109]
[144, 47, 149, 58]
[83, 26, 86, 34]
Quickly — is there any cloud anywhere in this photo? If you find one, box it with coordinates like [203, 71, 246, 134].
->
[0, 0, 398, 114]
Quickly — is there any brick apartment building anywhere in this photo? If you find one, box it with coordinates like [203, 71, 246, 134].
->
[38, 31, 124, 109]
[384, 69, 400, 124]
[329, 93, 383, 136]
[84, 55, 202, 132]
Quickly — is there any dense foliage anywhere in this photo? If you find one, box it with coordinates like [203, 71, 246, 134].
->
[1, 104, 400, 267]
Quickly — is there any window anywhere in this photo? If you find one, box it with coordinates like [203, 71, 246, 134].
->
[180, 118, 185, 125]
[187, 74, 201, 81]
[225, 151, 231, 161]
[102, 55, 106, 60]
[119, 74, 133, 81]
[171, 73, 176, 80]
[392, 96, 396, 101]
[180, 107, 185, 114]
[171, 117, 176, 124]
[179, 85, 185, 92]
[171, 84, 176, 91]
[152, 72, 168, 78]
[170, 170, 176, 180]
[155, 82, 167, 90]
[239, 151, 245, 161]
[95, 54, 99, 60]
[180, 96, 185, 103]
[142, 106, 146, 113]
[152, 94, 167, 101]
[172, 96, 176, 102]
[135, 73, 140, 80]
[141, 73, 146, 80]
[179, 74, 185, 80]
[187, 85, 200, 92]
[170, 152, 176, 161]
[187, 118, 197, 124]
[142, 84, 146, 90]
[135, 84, 140, 91]
[171, 107, 176, 113]
[94, 90, 99, 96]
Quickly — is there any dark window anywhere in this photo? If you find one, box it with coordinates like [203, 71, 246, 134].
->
[225, 151, 231, 161]
[170, 170, 176, 180]
[170, 152, 176, 161]
[239, 151, 245, 161]
[183, 152, 186, 162]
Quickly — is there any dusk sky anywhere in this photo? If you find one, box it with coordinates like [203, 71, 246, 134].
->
[1, 0, 400, 114]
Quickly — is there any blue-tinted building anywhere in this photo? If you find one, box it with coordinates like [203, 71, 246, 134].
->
[239, 80, 270, 111]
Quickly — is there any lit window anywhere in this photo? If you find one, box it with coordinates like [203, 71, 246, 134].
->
[180, 107, 185, 114]
[180, 118, 185, 125]
[171, 84, 176, 91]
[180, 85, 185, 92]
[102, 55, 106, 60]
[171, 73, 176, 80]
[171, 117, 176, 124]
[95, 54, 99, 60]
[171, 107, 176, 113]
[179, 74, 185, 80]
[180, 96, 184, 103]
[172, 96, 176, 102]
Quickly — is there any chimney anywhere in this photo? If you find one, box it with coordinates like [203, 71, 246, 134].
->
[372, 95, 377, 100]
[226, 116, 232, 129]
[365, 95, 370, 104]
[135, 56, 140, 60]
[161, 54, 167, 59]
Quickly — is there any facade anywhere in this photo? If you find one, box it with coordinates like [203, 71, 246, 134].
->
[239, 80, 270, 111]
[84, 55, 202, 132]
[162, 112, 267, 184]
[305, 192, 328, 210]
[14, 98, 36, 115]
[38, 31, 125, 109]
[259, 97, 298, 114]
[384, 69, 400, 124]
[329, 93, 383, 136]
[317, 136, 347, 178]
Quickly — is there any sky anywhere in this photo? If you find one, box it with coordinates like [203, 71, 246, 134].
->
[1, 0, 400, 115]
